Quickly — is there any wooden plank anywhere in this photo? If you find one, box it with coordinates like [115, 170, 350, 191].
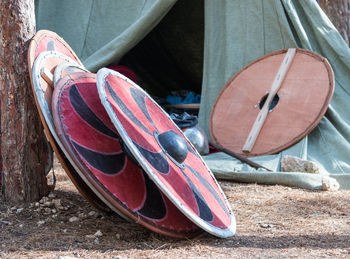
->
[242, 48, 296, 153]
[40, 67, 54, 87]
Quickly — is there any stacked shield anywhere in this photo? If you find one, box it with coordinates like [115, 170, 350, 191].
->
[28, 30, 236, 238]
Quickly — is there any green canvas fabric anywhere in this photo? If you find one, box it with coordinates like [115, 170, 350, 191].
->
[35, 0, 177, 71]
[35, 0, 350, 189]
[200, 0, 350, 189]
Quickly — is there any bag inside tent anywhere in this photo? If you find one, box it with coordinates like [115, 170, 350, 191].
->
[34, 0, 350, 190]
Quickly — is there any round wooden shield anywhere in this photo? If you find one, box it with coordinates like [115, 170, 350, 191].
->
[53, 62, 89, 86]
[52, 72, 199, 238]
[96, 68, 236, 238]
[210, 48, 334, 157]
[29, 50, 108, 212]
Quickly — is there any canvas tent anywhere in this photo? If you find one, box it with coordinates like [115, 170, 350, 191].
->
[35, 0, 350, 190]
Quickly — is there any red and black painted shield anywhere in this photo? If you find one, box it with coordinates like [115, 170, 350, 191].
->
[52, 72, 200, 238]
[27, 30, 82, 179]
[28, 29, 108, 212]
[96, 68, 236, 238]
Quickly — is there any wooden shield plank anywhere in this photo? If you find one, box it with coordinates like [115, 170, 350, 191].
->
[210, 48, 334, 157]
[96, 68, 236, 238]
[52, 72, 199, 238]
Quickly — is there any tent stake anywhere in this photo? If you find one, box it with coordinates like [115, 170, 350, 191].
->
[210, 142, 273, 172]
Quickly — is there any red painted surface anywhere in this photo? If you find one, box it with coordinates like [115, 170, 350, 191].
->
[34, 36, 78, 62]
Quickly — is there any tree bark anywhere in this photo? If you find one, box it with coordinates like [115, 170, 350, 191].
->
[0, 0, 49, 203]
[319, 0, 350, 45]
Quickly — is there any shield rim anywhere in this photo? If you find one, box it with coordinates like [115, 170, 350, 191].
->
[96, 68, 236, 238]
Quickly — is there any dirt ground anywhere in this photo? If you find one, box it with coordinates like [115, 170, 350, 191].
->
[1, 157, 350, 259]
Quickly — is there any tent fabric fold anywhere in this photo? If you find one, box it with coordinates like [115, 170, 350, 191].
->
[35, 0, 350, 189]
[35, 0, 177, 71]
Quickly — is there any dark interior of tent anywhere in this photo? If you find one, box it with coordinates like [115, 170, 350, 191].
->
[118, 0, 204, 101]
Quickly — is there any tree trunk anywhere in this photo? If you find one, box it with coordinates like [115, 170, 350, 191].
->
[319, 0, 350, 45]
[0, 0, 49, 203]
